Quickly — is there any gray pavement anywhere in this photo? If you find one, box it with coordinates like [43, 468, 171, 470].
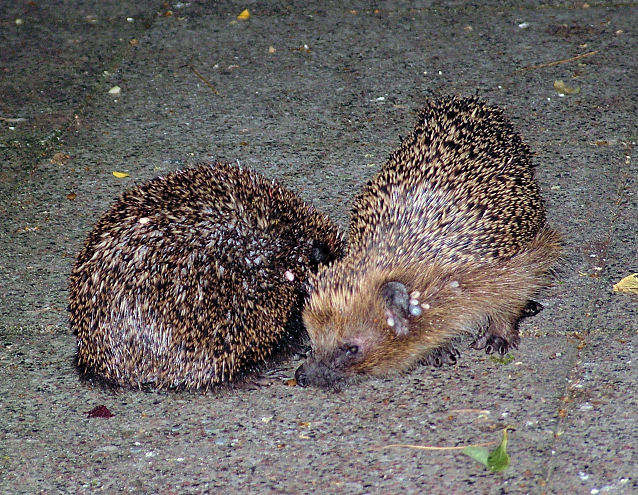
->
[1, 1, 637, 494]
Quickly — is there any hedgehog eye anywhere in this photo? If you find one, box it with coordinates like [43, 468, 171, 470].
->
[345, 345, 359, 358]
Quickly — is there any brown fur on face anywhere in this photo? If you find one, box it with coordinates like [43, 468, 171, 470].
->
[296, 96, 561, 388]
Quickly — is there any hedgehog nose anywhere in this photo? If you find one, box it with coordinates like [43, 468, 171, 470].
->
[295, 364, 308, 387]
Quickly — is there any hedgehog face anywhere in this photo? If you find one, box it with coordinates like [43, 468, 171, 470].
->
[296, 278, 429, 388]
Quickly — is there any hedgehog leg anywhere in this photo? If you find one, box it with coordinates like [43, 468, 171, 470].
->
[423, 343, 461, 367]
[470, 319, 520, 356]
[471, 301, 542, 355]
[234, 372, 284, 390]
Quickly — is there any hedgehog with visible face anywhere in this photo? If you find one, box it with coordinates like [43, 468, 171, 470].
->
[69, 162, 344, 391]
[295, 96, 561, 388]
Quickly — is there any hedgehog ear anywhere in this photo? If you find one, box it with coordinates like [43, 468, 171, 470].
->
[380, 281, 414, 337]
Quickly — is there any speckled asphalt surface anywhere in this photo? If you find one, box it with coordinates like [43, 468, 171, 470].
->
[1, 1, 637, 494]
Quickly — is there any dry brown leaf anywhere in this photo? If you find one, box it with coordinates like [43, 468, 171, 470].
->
[553, 79, 580, 95]
[613, 273, 638, 294]
[51, 152, 70, 165]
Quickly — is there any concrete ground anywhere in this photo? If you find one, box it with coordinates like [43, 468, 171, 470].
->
[1, 1, 637, 494]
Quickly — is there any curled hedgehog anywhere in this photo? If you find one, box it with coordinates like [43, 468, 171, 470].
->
[296, 96, 561, 388]
[69, 162, 344, 391]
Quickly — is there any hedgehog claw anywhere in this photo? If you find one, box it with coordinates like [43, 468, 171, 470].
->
[471, 320, 520, 356]
[521, 300, 543, 318]
[474, 333, 520, 355]
[472, 303, 539, 356]
[483, 336, 510, 356]
[234, 376, 279, 390]
[425, 344, 460, 368]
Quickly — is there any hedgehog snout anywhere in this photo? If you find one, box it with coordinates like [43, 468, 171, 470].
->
[294, 361, 344, 390]
[295, 344, 359, 389]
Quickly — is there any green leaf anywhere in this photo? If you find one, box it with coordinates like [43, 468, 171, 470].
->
[463, 428, 511, 472]
[490, 354, 514, 365]
[486, 429, 510, 472]
[463, 446, 490, 466]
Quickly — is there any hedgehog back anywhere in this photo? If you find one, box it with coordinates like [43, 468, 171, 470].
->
[69, 162, 343, 390]
[348, 96, 545, 267]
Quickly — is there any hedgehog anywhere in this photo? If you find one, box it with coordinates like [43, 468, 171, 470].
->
[69, 162, 344, 391]
[295, 96, 561, 388]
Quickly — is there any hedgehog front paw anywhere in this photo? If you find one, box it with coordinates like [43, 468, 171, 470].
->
[471, 320, 520, 356]
[424, 344, 460, 367]
[471, 335, 518, 356]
